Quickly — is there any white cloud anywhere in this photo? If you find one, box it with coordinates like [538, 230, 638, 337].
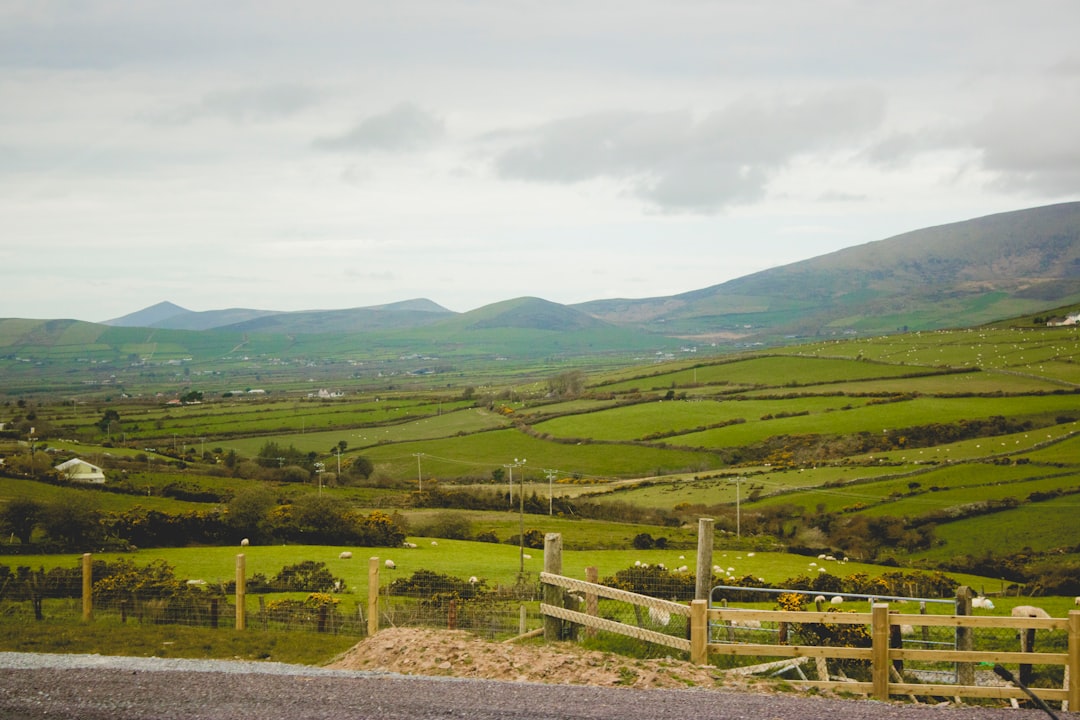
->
[0, 1, 1078, 321]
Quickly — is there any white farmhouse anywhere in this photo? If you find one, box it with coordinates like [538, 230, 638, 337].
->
[54, 458, 106, 484]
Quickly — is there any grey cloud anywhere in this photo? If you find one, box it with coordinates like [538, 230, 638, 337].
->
[313, 103, 445, 153]
[490, 88, 886, 212]
[974, 96, 1080, 196]
[149, 83, 321, 125]
[200, 84, 320, 122]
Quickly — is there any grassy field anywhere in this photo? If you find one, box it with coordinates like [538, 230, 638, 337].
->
[3, 324, 1080, 646]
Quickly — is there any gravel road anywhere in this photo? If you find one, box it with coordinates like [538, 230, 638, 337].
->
[0, 652, 1069, 720]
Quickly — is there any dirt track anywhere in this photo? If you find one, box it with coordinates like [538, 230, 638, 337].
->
[0, 631, 1071, 719]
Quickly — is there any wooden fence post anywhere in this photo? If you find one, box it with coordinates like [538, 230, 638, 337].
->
[235, 554, 246, 630]
[585, 566, 598, 639]
[871, 602, 890, 700]
[1067, 610, 1080, 711]
[81, 552, 92, 622]
[954, 586, 973, 686]
[690, 599, 708, 665]
[368, 557, 380, 636]
[695, 518, 714, 602]
[543, 533, 563, 641]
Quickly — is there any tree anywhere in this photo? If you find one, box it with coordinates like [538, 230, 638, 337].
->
[41, 496, 102, 549]
[547, 370, 585, 398]
[347, 455, 374, 480]
[96, 409, 120, 433]
[227, 486, 277, 542]
[0, 497, 44, 545]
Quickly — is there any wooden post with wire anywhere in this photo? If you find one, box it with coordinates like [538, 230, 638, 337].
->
[368, 557, 380, 636]
[81, 553, 92, 622]
[235, 554, 246, 630]
[543, 533, 564, 641]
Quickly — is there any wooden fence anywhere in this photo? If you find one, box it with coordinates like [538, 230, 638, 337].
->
[539, 533, 1080, 708]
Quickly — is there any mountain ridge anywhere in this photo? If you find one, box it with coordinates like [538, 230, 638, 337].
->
[49, 201, 1080, 342]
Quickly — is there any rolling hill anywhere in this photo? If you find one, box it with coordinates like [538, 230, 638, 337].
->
[576, 201, 1080, 338]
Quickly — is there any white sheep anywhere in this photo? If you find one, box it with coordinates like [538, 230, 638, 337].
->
[468, 576, 478, 584]
[403, 542, 418, 549]
[830, 596, 844, 605]
[732, 619, 762, 629]
[1012, 605, 1050, 619]
[972, 596, 994, 610]
[1074, 596, 1080, 606]
[522, 553, 532, 560]
[185, 579, 207, 586]
[240, 538, 249, 547]
[339, 551, 353, 560]
[676, 565, 689, 573]
[384, 559, 396, 569]
[648, 606, 671, 627]
[817, 554, 826, 560]
[814, 595, 826, 604]
[430, 540, 438, 546]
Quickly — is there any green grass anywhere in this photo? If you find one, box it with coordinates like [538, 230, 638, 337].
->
[0, 616, 357, 664]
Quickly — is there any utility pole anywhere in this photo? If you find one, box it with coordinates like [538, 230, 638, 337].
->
[413, 453, 423, 493]
[733, 476, 743, 538]
[544, 468, 557, 515]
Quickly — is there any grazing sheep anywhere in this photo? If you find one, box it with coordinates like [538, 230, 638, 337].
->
[747, 552, 755, 557]
[830, 596, 844, 605]
[900, 624, 915, 636]
[825, 555, 836, 561]
[817, 554, 827, 560]
[648, 606, 671, 627]
[403, 542, 418, 549]
[676, 565, 688, 573]
[186, 579, 207, 586]
[430, 540, 438, 546]
[384, 559, 396, 569]
[339, 551, 353, 560]
[468, 576, 478, 584]
[240, 538, 249, 547]
[972, 596, 995, 610]
[1012, 605, 1050, 619]
[1074, 596, 1080, 606]
[523, 553, 532, 560]
[634, 561, 642, 567]
[814, 595, 826, 604]
[732, 619, 762, 629]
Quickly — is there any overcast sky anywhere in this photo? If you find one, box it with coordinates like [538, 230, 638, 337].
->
[3, 1, 1079, 322]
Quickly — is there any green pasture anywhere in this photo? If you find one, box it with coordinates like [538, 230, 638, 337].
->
[785, 328, 1080, 380]
[596, 355, 935, 394]
[740, 371, 1067, 397]
[1, 541, 999, 602]
[673, 395, 1080, 450]
[0, 476, 205, 514]
[67, 397, 460, 443]
[221, 406, 509, 457]
[358, 428, 723, 481]
[913, 493, 1080, 560]
[534, 395, 875, 443]
[744, 463, 1076, 516]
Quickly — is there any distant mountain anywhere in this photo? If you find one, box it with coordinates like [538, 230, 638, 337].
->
[106, 299, 453, 334]
[441, 297, 606, 332]
[104, 301, 193, 327]
[222, 300, 453, 334]
[575, 201, 1080, 339]
[32, 201, 1080, 349]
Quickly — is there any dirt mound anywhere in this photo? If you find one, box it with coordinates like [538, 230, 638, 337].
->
[327, 628, 758, 691]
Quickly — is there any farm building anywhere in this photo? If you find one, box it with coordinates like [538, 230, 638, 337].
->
[54, 458, 106, 483]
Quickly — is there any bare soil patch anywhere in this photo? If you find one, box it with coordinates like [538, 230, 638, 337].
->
[327, 628, 764, 691]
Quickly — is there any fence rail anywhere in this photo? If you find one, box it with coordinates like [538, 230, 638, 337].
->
[538, 532, 1080, 709]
